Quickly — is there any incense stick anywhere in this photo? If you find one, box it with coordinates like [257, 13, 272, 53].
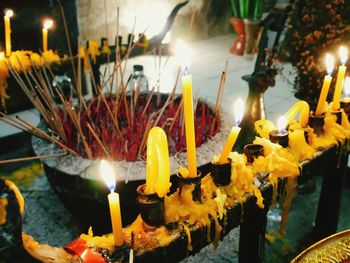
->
[0, 152, 67, 164]
[58, 0, 77, 85]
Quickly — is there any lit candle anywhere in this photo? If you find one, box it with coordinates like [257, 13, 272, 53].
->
[218, 98, 244, 164]
[42, 19, 53, 52]
[332, 46, 348, 110]
[284, 101, 310, 127]
[145, 127, 171, 197]
[269, 116, 289, 147]
[315, 53, 334, 116]
[100, 160, 123, 246]
[340, 76, 350, 116]
[176, 39, 197, 178]
[4, 9, 13, 57]
[342, 76, 350, 102]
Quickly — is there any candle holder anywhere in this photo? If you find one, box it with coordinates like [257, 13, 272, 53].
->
[176, 171, 202, 203]
[211, 160, 232, 186]
[331, 108, 343, 125]
[269, 130, 289, 147]
[136, 184, 165, 227]
[303, 129, 310, 144]
[340, 98, 350, 116]
[308, 114, 325, 135]
[243, 144, 264, 163]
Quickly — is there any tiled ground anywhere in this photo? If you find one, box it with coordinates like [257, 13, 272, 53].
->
[1, 34, 349, 262]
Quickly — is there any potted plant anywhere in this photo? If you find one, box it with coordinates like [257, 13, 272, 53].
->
[280, 0, 350, 105]
[229, 0, 267, 55]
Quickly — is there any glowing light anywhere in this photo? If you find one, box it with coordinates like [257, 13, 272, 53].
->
[344, 76, 350, 97]
[100, 160, 116, 192]
[234, 97, 244, 125]
[162, 31, 171, 44]
[43, 19, 53, 30]
[277, 116, 288, 133]
[136, 3, 167, 38]
[339, 46, 348, 65]
[0, 52, 4, 60]
[325, 53, 334, 75]
[5, 9, 13, 18]
[174, 39, 192, 71]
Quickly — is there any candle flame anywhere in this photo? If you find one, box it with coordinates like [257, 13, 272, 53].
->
[344, 76, 350, 97]
[5, 9, 13, 18]
[100, 160, 116, 192]
[43, 19, 53, 30]
[339, 46, 348, 65]
[0, 52, 4, 60]
[234, 97, 244, 125]
[277, 116, 288, 133]
[325, 53, 334, 75]
[174, 39, 191, 71]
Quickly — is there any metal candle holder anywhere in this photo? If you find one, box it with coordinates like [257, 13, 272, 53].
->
[244, 144, 264, 163]
[308, 114, 325, 135]
[176, 171, 202, 203]
[136, 184, 165, 227]
[331, 108, 343, 125]
[340, 98, 350, 117]
[269, 130, 289, 147]
[211, 160, 232, 186]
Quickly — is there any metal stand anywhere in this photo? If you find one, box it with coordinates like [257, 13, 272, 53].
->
[314, 147, 348, 240]
[239, 184, 273, 263]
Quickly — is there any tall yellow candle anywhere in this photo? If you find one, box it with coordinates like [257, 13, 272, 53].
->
[42, 19, 53, 52]
[100, 160, 123, 246]
[333, 46, 348, 110]
[4, 9, 13, 57]
[145, 127, 171, 197]
[218, 98, 244, 164]
[315, 53, 334, 116]
[182, 73, 197, 177]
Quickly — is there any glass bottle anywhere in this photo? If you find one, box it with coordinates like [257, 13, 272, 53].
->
[127, 65, 149, 95]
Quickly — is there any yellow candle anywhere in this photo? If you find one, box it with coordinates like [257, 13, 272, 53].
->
[107, 191, 123, 246]
[218, 98, 244, 164]
[284, 101, 310, 127]
[218, 126, 241, 164]
[145, 127, 171, 197]
[182, 73, 197, 177]
[333, 46, 348, 110]
[4, 9, 13, 57]
[315, 53, 334, 116]
[42, 19, 53, 52]
[100, 160, 123, 246]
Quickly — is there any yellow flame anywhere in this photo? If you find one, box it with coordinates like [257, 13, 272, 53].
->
[174, 39, 191, 71]
[344, 76, 350, 96]
[325, 53, 334, 75]
[5, 9, 13, 18]
[234, 97, 244, 125]
[277, 116, 288, 132]
[100, 160, 116, 191]
[43, 19, 53, 30]
[339, 46, 348, 65]
[0, 52, 4, 60]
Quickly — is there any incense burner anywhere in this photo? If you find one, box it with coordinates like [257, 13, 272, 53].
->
[31, 95, 231, 233]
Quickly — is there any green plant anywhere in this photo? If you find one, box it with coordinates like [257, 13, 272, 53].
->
[229, 0, 265, 20]
[280, 0, 350, 103]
